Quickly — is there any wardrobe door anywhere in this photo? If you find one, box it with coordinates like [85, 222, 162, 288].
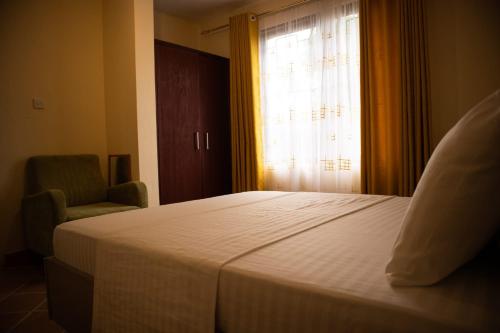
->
[199, 53, 232, 198]
[155, 41, 203, 204]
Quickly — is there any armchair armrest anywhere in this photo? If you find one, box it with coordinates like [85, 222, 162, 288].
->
[108, 181, 148, 208]
[22, 189, 67, 256]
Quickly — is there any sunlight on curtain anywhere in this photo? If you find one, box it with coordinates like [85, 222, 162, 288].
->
[259, 0, 360, 193]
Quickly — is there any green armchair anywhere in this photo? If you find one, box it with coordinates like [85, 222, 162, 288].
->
[22, 155, 147, 256]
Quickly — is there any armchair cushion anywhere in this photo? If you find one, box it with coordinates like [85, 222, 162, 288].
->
[107, 181, 148, 208]
[66, 202, 139, 221]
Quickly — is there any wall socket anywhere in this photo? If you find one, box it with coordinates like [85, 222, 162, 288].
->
[32, 98, 45, 110]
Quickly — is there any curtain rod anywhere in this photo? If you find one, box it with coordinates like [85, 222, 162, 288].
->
[200, 0, 315, 35]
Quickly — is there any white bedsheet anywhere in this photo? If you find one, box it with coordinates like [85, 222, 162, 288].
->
[54, 191, 290, 275]
[218, 197, 500, 333]
[53, 192, 500, 333]
[91, 192, 390, 332]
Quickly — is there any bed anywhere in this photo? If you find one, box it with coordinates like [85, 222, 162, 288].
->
[45, 191, 500, 333]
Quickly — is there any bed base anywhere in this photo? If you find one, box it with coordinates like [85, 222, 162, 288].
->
[44, 257, 93, 333]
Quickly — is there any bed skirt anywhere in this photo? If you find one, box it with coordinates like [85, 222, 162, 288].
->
[45, 257, 93, 333]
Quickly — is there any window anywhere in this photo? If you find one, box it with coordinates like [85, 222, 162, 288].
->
[259, 1, 360, 193]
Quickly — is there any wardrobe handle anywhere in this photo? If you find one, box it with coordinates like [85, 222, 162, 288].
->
[195, 131, 200, 151]
[205, 132, 210, 150]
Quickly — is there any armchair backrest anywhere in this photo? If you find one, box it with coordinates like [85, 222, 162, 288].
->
[26, 155, 107, 207]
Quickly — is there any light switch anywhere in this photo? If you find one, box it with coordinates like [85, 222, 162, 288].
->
[32, 98, 45, 110]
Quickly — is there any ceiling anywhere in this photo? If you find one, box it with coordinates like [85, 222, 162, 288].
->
[154, 0, 254, 19]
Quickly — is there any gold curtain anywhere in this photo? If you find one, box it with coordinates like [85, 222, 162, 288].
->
[360, 0, 431, 196]
[229, 13, 264, 192]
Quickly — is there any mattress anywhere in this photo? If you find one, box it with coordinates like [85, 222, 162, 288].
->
[53, 191, 500, 333]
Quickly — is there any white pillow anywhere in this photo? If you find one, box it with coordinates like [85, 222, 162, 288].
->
[386, 89, 500, 286]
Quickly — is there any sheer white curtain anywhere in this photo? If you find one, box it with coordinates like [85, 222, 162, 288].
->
[259, 0, 360, 193]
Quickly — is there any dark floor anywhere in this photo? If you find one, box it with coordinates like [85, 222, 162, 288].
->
[0, 263, 64, 333]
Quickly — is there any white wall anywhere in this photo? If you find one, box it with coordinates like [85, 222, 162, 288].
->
[0, 0, 160, 260]
[426, 0, 500, 147]
[103, 0, 160, 207]
[0, 0, 109, 257]
[154, 11, 200, 50]
[103, 0, 139, 180]
[135, 0, 160, 207]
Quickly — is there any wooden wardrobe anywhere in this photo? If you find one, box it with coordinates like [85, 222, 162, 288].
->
[155, 40, 232, 205]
